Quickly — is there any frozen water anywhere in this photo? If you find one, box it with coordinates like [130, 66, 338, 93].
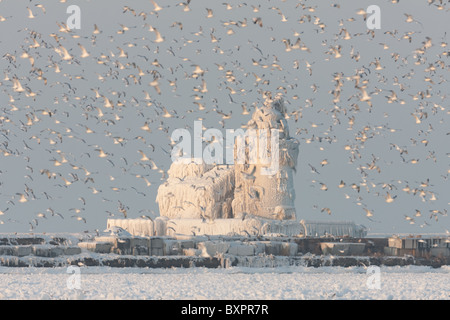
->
[0, 265, 448, 300]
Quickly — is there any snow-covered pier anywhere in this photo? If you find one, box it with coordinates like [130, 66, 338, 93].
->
[0, 231, 448, 269]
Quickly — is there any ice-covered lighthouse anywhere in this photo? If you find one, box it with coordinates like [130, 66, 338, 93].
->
[232, 97, 299, 221]
[108, 96, 366, 238]
[153, 96, 302, 236]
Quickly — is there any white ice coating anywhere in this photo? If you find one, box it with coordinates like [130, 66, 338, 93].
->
[165, 217, 302, 237]
[156, 160, 235, 219]
[299, 220, 367, 238]
[232, 98, 299, 220]
[156, 98, 299, 224]
[105, 217, 367, 238]
[106, 217, 169, 237]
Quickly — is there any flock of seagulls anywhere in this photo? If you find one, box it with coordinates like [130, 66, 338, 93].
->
[0, 0, 448, 233]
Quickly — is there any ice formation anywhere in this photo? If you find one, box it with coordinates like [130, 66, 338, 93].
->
[130, 98, 363, 238]
[156, 98, 299, 226]
[299, 220, 367, 238]
[156, 161, 235, 219]
[165, 217, 302, 237]
[232, 98, 299, 220]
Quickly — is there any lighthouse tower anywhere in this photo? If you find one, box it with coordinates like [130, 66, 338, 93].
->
[232, 97, 299, 220]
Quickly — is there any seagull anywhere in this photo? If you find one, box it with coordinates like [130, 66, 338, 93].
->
[363, 208, 374, 217]
[26, 7, 35, 19]
[404, 13, 423, 27]
[71, 216, 86, 223]
[78, 43, 90, 58]
[385, 192, 396, 203]
[319, 183, 328, 191]
[93, 24, 101, 34]
[138, 150, 150, 161]
[148, 26, 164, 43]
[241, 166, 256, 180]
[151, 0, 163, 12]
[16, 193, 28, 203]
[95, 148, 108, 158]
[308, 164, 320, 174]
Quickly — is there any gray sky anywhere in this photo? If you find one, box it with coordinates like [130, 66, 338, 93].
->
[0, 0, 448, 235]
